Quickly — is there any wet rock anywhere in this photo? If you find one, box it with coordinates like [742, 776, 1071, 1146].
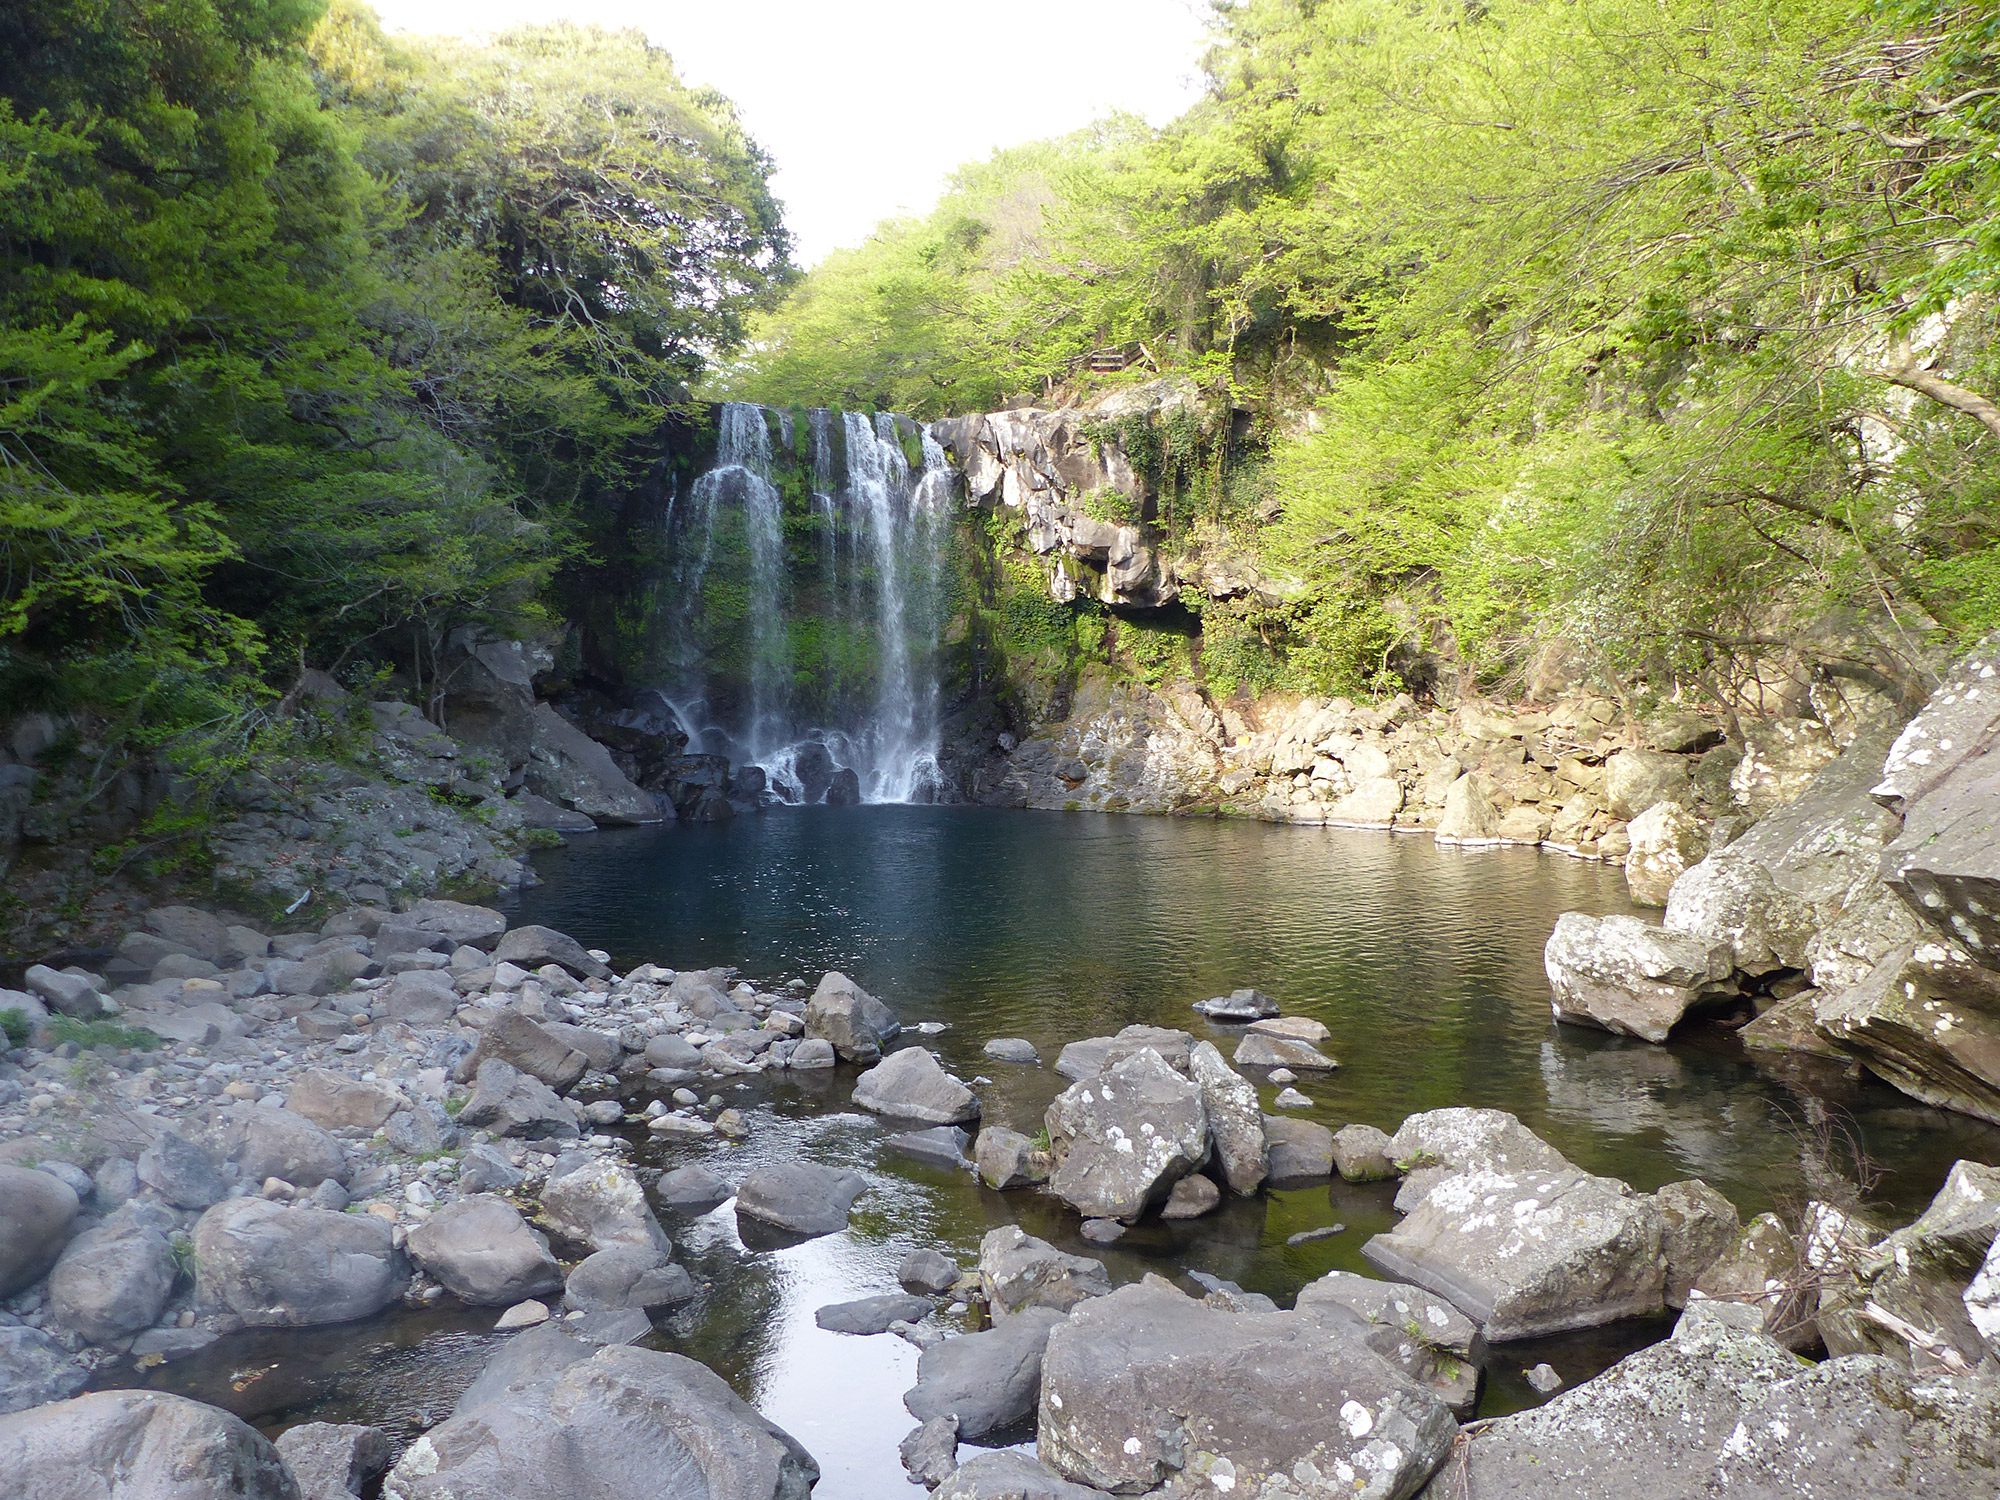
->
[385, 1339, 818, 1500]
[933, 1451, 1110, 1500]
[492, 924, 611, 981]
[888, 1125, 975, 1169]
[1363, 1166, 1667, 1341]
[1261, 1115, 1334, 1184]
[804, 970, 899, 1062]
[1274, 1085, 1312, 1108]
[1247, 1014, 1331, 1044]
[1161, 1173, 1221, 1219]
[494, 1298, 549, 1329]
[461, 1010, 590, 1094]
[0, 1164, 79, 1295]
[277, 1421, 392, 1500]
[1295, 1268, 1483, 1418]
[1045, 1047, 1209, 1222]
[853, 1046, 980, 1125]
[287, 1068, 408, 1130]
[407, 1195, 563, 1306]
[458, 1059, 580, 1140]
[734, 1163, 868, 1239]
[1543, 912, 1734, 1043]
[1037, 1278, 1455, 1499]
[979, 1225, 1111, 1316]
[541, 1155, 669, 1255]
[785, 1036, 836, 1069]
[0, 1390, 296, 1496]
[1187, 1041, 1267, 1195]
[816, 1293, 932, 1334]
[1234, 1032, 1338, 1070]
[1623, 800, 1706, 906]
[1191, 988, 1280, 1021]
[1079, 1219, 1124, 1246]
[658, 1163, 731, 1213]
[193, 1197, 405, 1327]
[563, 1246, 697, 1313]
[1331, 1123, 1398, 1182]
[137, 1127, 230, 1210]
[974, 1126, 1051, 1190]
[1652, 1179, 1742, 1309]
[0, 1326, 89, 1415]
[900, 1248, 961, 1295]
[129, 1327, 218, 1362]
[904, 1305, 1066, 1439]
[1099, 1024, 1193, 1075]
[1523, 1362, 1562, 1394]
[221, 1106, 347, 1189]
[899, 1413, 960, 1489]
[984, 1037, 1039, 1063]
[47, 1208, 176, 1341]
[1813, 942, 2000, 1125]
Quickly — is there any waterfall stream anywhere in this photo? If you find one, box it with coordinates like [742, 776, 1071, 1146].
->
[659, 402, 956, 804]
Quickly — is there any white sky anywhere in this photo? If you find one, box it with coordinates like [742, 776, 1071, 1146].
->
[370, 0, 1214, 266]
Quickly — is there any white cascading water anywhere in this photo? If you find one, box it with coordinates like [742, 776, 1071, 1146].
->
[662, 403, 957, 803]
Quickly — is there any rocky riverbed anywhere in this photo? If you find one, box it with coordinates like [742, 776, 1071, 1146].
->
[2, 878, 1999, 1498]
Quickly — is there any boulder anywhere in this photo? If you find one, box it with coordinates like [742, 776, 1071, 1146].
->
[0, 1326, 89, 1416]
[899, 1414, 961, 1490]
[491, 924, 611, 981]
[852, 1046, 981, 1125]
[193, 1197, 405, 1327]
[1543, 912, 1734, 1043]
[373, 970, 459, 1025]
[1233, 1032, 1338, 1070]
[406, 897, 509, 949]
[407, 1195, 563, 1306]
[1730, 715, 1842, 817]
[1327, 776, 1405, 826]
[276, 1422, 392, 1500]
[461, 1010, 590, 1094]
[1385, 1107, 1570, 1181]
[24, 964, 110, 1020]
[0, 1390, 297, 1498]
[933, 1451, 1110, 1500]
[385, 1103, 455, 1157]
[1434, 774, 1500, 845]
[563, 1246, 697, 1313]
[1191, 988, 1279, 1021]
[1331, 1123, 1398, 1182]
[517, 702, 664, 827]
[1161, 1173, 1221, 1218]
[734, 1163, 868, 1239]
[221, 1106, 347, 1189]
[904, 1305, 1066, 1440]
[1812, 942, 2000, 1124]
[1037, 1279, 1456, 1499]
[657, 1163, 730, 1213]
[540, 1155, 669, 1255]
[1651, 1179, 1741, 1309]
[0, 1164, 79, 1295]
[542, 1021, 621, 1073]
[457, 1059, 580, 1140]
[1622, 800, 1705, 906]
[1246, 1014, 1331, 1043]
[643, 1034, 703, 1071]
[1187, 1041, 1267, 1194]
[888, 1125, 974, 1169]
[383, 1340, 817, 1500]
[1362, 1167, 1667, 1341]
[1966, 1231, 2000, 1359]
[983, 1037, 1040, 1063]
[1045, 1047, 1209, 1222]
[144, 905, 231, 961]
[1602, 748, 1691, 819]
[1055, 1025, 1193, 1081]
[47, 1209, 176, 1341]
[803, 971, 899, 1062]
[1690, 1211, 1819, 1349]
[1295, 1269, 1482, 1418]
[974, 1127, 1051, 1190]
[1261, 1116, 1334, 1184]
[459, 1142, 526, 1194]
[1872, 634, 2000, 813]
[136, 1128, 229, 1210]
[287, 1069, 407, 1130]
[815, 1293, 932, 1334]
[978, 1225, 1111, 1316]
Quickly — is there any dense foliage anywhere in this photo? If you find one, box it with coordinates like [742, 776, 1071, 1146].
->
[0, 0, 788, 765]
[721, 0, 2000, 708]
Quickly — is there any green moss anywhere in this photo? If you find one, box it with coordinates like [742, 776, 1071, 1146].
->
[0, 1008, 29, 1047]
[47, 1016, 161, 1052]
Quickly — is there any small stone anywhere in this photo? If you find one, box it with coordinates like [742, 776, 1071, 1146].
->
[899, 1248, 960, 1295]
[1525, 1362, 1564, 1394]
[982, 1038, 1039, 1064]
[1079, 1219, 1125, 1245]
[1160, 1174, 1222, 1219]
[1286, 1225, 1347, 1246]
[1274, 1087, 1312, 1108]
[494, 1298, 549, 1329]
[1267, 1068, 1297, 1085]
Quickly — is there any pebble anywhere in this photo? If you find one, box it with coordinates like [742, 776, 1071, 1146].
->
[1274, 1087, 1312, 1108]
[1267, 1068, 1297, 1085]
[1526, 1363, 1563, 1394]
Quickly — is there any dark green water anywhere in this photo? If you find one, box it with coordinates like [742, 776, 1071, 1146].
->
[115, 808, 2000, 1499]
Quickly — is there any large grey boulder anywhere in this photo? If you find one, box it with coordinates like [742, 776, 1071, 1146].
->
[1233, 1032, 1339, 1070]
[460, 1010, 590, 1094]
[1543, 912, 1734, 1043]
[1434, 773, 1500, 844]
[277, 1422, 392, 1500]
[933, 1451, 1112, 1500]
[1692, 1211, 1819, 1350]
[1663, 857, 1819, 975]
[47, 1207, 177, 1341]
[0, 1164, 79, 1295]
[406, 897, 508, 949]
[407, 1195, 563, 1306]
[221, 1106, 347, 1189]
[0, 1327, 89, 1416]
[517, 702, 663, 828]
[384, 1339, 817, 1500]
[287, 1068, 407, 1130]
[563, 1246, 697, 1313]
[803, 970, 899, 1062]
[1188, 1040, 1266, 1193]
[136, 1128, 229, 1210]
[852, 1046, 980, 1124]
[1813, 942, 2000, 1124]
[643, 1033, 703, 1071]
[1295, 1269, 1482, 1418]
[734, 1163, 868, 1239]
[978, 1225, 1111, 1316]
[1602, 747, 1691, 819]
[905, 1305, 1066, 1440]
[539, 1155, 670, 1255]
[372, 970, 458, 1026]
[492, 924, 611, 981]
[457, 1059, 580, 1140]
[657, 1163, 730, 1213]
[193, 1197, 406, 1327]
[0, 1390, 299, 1499]
[1363, 1167, 1667, 1341]
[1652, 1178, 1741, 1309]
[1332, 1123, 1398, 1182]
[1038, 1278, 1456, 1499]
[25, 964, 111, 1020]
[815, 1293, 932, 1334]
[1385, 1107, 1570, 1183]
[1623, 800, 1706, 906]
[1044, 1047, 1208, 1222]
[1262, 1116, 1334, 1184]
[974, 1126, 1051, 1190]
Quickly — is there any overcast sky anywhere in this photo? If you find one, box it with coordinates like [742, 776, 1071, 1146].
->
[370, 0, 1213, 266]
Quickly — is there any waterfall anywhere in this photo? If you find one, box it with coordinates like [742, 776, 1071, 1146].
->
[658, 403, 958, 805]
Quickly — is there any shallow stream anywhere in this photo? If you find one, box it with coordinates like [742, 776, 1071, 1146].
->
[110, 809, 2000, 1497]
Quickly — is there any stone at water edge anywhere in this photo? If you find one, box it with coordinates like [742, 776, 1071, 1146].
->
[1187, 1040, 1267, 1195]
[804, 970, 899, 1062]
[657, 1163, 730, 1212]
[0, 1325, 89, 1415]
[734, 1163, 869, 1239]
[1044, 1046, 1209, 1222]
[1623, 800, 1706, 907]
[978, 1225, 1110, 1316]
[539, 1155, 670, 1256]
[1234, 1032, 1338, 1070]
[983, 1037, 1039, 1063]
[277, 1421, 392, 1500]
[406, 1195, 564, 1307]
[0, 1390, 298, 1499]
[1385, 1106, 1572, 1182]
[1273, 1086, 1312, 1108]
[1261, 1115, 1334, 1184]
[815, 1293, 933, 1334]
[852, 1045, 981, 1125]
[900, 1248, 961, 1295]
[1543, 912, 1735, 1044]
[1652, 1179, 1741, 1310]
[933, 1451, 1111, 1500]
[491, 923, 611, 980]
[495, 1298, 550, 1329]
[974, 1126, 1051, 1190]
[899, 1414, 961, 1489]
[1191, 987, 1280, 1021]
[1331, 1122, 1398, 1182]
[193, 1198, 407, 1328]
[457, 1059, 580, 1141]
[1524, 1363, 1563, 1394]
[564, 1246, 697, 1313]
[1435, 773, 1501, 844]
[1160, 1173, 1221, 1218]
[1246, 1014, 1331, 1043]
[1294, 1268, 1483, 1418]
[0, 1164, 79, 1297]
[46, 1208, 176, 1342]
[903, 1305, 1067, 1440]
[1812, 942, 2000, 1126]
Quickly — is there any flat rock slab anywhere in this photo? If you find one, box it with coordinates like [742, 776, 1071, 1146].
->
[887, 1125, 973, 1169]
[1234, 1033, 1338, 1070]
[815, 1293, 933, 1334]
